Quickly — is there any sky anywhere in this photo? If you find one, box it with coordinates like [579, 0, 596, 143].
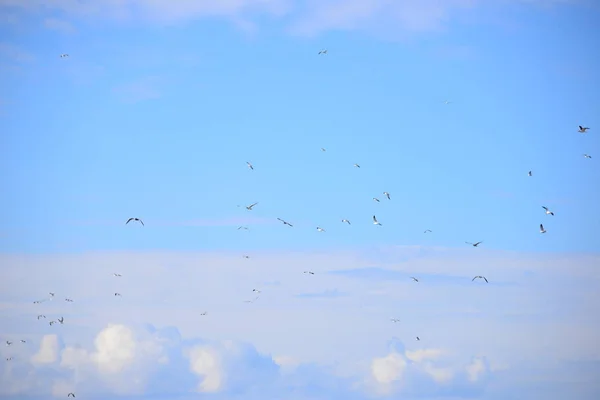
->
[0, 0, 599, 399]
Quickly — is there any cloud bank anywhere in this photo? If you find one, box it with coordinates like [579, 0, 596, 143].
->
[1, 246, 599, 399]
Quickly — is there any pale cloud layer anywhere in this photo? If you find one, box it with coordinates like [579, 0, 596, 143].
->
[0, 0, 583, 37]
[1, 246, 599, 399]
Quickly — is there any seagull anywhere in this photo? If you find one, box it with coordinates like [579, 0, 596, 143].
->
[277, 218, 293, 227]
[243, 255, 250, 259]
[237, 226, 249, 230]
[410, 277, 419, 282]
[304, 271, 315, 275]
[416, 336, 421, 341]
[373, 215, 382, 226]
[578, 126, 590, 133]
[542, 206, 554, 216]
[37, 314, 46, 320]
[318, 49, 328, 55]
[65, 298, 73, 302]
[528, 171, 532, 176]
[583, 154, 592, 159]
[126, 217, 144, 226]
[372, 197, 380, 202]
[472, 275, 488, 283]
[114, 293, 121, 297]
[49, 321, 56, 326]
[68, 393, 75, 398]
[200, 312, 207, 316]
[33, 299, 46, 304]
[20, 339, 26, 343]
[466, 241, 483, 247]
[342, 219, 351, 225]
[113, 273, 122, 277]
[245, 202, 259, 210]
[424, 229, 432, 233]
[246, 161, 254, 170]
[58, 317, 64, 324]
[390, 318, 400, 323]
[253, 289, 262, 294]
[244, 296, 260, 303]
[353, 163, 360, 168]
[321, 147, 326, 152]
[316, 227, 325, 232]
[6, 357, 13, 361]
[5, 341, 12, 346]
[383, 192, 391, 200]
[540, 224, 546, 233]
[49, 292, 55, 298]
[60, 54, 69, 58]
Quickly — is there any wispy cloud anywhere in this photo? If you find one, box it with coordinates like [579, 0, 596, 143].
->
[0, 42, 35, 63]
[43, 17, 76, 34]
[0, 0, 580, 38]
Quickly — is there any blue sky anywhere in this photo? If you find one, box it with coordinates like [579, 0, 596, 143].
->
[0, 0, 599, 399]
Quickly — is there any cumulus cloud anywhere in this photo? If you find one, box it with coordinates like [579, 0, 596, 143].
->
[0, 247, 599, 399]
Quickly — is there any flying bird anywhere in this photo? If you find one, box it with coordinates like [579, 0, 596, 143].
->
[6, 357, 13, 361]
[321, 147, 326, 152]
[65, 298, 73, 302]
[341, 219, 351, 225]
[372, 215, 382, 226]
[410, 277, 419, 282]
[304, 271, 315, 275]
[416, 337, 421, 341]
[528, 171, 532, 176]
[245, 202, 259, 210]
[277, 218, 293, 227]
[542, 206, 554, 216]
[68, 393, 75, 398]
[472, 275, 488, 283]
[60, 54, 69, 58]
[316, 227, 325, 232]
[37, 315, 46, 320]
[49, 292, 55, 297]
[49, 321, 56, 326]
[390, 318, 400, 323]
[20, 339, 26, 343]
[243, 255, 250, 259]
[126, 217, 144, 226]
[200, 312, 207, 316]
[58, 317, 64, 324]
[253, 289, 261, 293]
[466, 241, 483, 247]
[353, 163, 360, 168]
[318, 49, 328, 55]
[540, 224, 546, 233]
[372, 197, 380, 202]
[246, 161, 254, 170]
[237, 226, 249, 230]
[383, 192, 391, 200]
[114, 293, 121, 297]
[583, 154, 592, 159]
[578, 126, 590, 133]
[424, 229, 432, 233]
[5, 341, 12, 346]
[113, 273, 122, 277]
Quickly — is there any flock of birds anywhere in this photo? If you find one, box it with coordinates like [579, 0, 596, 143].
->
[2, 49, 595, 398]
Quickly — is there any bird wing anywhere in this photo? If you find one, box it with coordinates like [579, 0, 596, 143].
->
[472, 276, 477, 281]
[475, 241, 482, 246]
[126, 218, 133, 224]
[139, 219, 144, 226]
[540, 224, 544, 230]
[483, 277, 488, 283]
[579, 126, 584, 130]
[373, 215, 377, 222]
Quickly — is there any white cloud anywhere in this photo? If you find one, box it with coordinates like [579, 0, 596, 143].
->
[0, 247, 598, 399]
[31, 335, 60, 364]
